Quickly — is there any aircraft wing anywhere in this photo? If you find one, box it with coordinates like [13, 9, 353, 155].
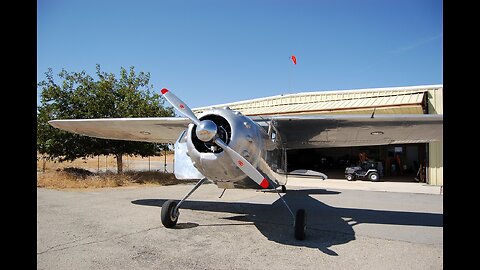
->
[258, 114, 443, 149]
[48, 117, 191, 144]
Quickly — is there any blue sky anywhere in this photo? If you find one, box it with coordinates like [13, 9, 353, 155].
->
[37, 0, 442, 109]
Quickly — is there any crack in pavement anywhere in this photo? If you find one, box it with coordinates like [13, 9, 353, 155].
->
[37, 226, 162, 255]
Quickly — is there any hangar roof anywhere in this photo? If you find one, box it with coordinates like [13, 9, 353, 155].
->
[193, 85, 442, 116]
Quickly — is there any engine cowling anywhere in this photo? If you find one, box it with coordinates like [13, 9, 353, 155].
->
[185, 108, 266, 185]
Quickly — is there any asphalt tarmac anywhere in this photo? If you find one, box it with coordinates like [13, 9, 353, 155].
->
[37, 182, 443, 269]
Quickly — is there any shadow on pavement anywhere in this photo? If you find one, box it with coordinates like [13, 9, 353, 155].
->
[131, 189, 442, 255]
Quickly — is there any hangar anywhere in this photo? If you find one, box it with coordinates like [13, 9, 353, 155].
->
[193, 85, 443, 186]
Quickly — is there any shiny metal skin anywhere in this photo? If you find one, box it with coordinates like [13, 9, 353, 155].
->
[184, 108, 286, 188]
[195, 119, 217, 142]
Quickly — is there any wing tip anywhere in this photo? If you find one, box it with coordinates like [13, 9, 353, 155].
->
[48, 120, 59, 127]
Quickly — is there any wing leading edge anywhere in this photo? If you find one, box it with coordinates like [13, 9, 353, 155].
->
[265, 114, 443, 149]
[48, 117, 190, 144]
[49, 114, 443, 148]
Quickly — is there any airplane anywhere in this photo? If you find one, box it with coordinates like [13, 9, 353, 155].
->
[48, 88, 443, 240]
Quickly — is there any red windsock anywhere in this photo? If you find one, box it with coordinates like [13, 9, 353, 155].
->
[291, 55, 297, 65]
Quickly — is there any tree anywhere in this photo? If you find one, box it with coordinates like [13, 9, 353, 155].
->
[37, 65, 174, 173]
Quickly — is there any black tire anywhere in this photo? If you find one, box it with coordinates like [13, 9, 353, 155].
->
[368, 172, 380, 182]
[161, 200, 179, 228]
[346, 174, 355, 181]
[281, 185, 287, 193]
[294, 209, 307, 240]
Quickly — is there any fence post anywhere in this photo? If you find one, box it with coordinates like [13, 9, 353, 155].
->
[164, 147, 168, 173]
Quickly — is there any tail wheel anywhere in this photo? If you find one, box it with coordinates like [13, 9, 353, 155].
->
[161, 200, 179, 228]
[294, 209, 307, 240]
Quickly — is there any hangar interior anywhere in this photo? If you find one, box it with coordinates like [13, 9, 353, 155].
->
[287, 143, 428, 182]
[193, 85, 443, 185]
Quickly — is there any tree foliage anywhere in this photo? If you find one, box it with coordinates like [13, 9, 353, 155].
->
[37, 65, 174, 173]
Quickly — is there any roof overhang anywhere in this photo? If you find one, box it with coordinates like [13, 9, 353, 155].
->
[193, 85, 442, 116]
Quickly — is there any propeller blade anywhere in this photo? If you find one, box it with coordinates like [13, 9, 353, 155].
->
[214, 137, 269, 189]
[161, 88, 200, 126]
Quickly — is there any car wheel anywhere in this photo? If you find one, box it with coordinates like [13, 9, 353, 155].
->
[369, 172, 379, 182]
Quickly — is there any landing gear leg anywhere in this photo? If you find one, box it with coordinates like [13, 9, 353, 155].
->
[281, 185, 287, 193]
[161, 178, 208, 228]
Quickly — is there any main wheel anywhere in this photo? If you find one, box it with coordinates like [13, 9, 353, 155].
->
[294, 209, 307, 240]
[368, 172, 379, 182]
[161, 200, 179, 228]
[281, 185, 287, 193]
[346, 174, 355, 181]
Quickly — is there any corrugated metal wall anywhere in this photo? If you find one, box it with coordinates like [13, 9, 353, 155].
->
[427, 88, 443, 186]
[194, 86, 439, 116]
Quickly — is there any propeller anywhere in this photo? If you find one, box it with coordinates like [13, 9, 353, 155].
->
[161, 88, 270, 189]
[161, 88, 201, 126]
[213, 138, 269, 188]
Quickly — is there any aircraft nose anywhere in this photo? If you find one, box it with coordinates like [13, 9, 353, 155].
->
[196, 120, 218, 142]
